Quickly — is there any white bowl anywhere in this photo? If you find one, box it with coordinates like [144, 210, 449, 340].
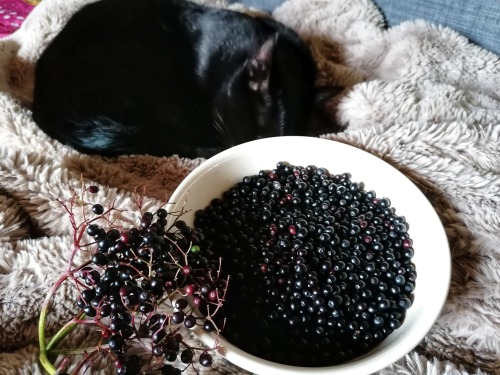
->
[167, 136, 450, 375]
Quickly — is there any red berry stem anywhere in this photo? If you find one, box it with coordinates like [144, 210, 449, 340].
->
[68, 349, 101, 375]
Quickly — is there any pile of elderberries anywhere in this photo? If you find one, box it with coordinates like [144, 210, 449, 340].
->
[194, 162, 416, 367]
[40, 186, 227, 375]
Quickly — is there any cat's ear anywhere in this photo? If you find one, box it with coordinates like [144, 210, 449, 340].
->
[247, 35, 277, 93]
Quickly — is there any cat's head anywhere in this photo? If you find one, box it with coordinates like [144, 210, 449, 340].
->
[210, 24, 317, 152]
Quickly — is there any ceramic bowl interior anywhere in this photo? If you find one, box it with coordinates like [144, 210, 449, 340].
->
[167, 136, 450, 375]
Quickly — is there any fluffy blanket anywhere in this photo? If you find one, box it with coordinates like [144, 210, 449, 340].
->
[0, 0, 499, 374]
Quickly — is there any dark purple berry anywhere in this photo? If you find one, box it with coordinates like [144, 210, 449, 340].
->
[164, 350, 177, 362]
[171, 311, 185, 324]
[174, 298, 188, 310]
[83, 305, 96, 317]
[184, 315, 196, 328]
[157, 208, 168, 218]
[151, 329, 167, 344]
[203, 320, 215, 332]
[139, 302, 154, 314]
[108, 334, 124, 353]
[199, 352, 213, 367]
[86, 224, 100, 237]
[81, 289, 96, 303]
[92, 204, 104, 215]
[180, 348, 194, 363]
[91, 252, 107, 266]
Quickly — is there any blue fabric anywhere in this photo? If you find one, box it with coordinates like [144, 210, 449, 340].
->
[372, 0, 500, 56]
[228, 0, 285, 13]
[233, 0, 500, 56]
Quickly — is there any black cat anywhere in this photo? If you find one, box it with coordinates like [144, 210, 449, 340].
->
[31, 0, 317, 158]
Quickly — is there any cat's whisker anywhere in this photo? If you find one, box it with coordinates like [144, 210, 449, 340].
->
[213, 108, 235, 147]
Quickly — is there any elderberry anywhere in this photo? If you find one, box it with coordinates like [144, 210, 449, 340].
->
[199, 352, 213, 367]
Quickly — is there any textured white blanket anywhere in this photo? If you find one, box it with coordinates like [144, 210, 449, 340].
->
[0, 0, 499, 374]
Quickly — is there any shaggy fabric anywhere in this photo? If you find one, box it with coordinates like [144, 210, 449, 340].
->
[0, 0, 499, 374]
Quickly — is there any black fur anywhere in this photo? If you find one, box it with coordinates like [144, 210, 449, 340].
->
[32, 0, 317, 158]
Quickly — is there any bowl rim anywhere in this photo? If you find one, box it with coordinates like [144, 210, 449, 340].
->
[167, 136, 451, 375]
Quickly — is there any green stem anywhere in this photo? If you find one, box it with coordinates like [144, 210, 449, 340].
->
[38, 301, 56, 374]
[46, 312, 85, 352]
[38, 272, 72, 374]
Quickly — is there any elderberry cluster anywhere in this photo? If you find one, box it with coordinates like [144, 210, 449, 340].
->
[73, 187, 225, 374]
[194, 162, 416, 366]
